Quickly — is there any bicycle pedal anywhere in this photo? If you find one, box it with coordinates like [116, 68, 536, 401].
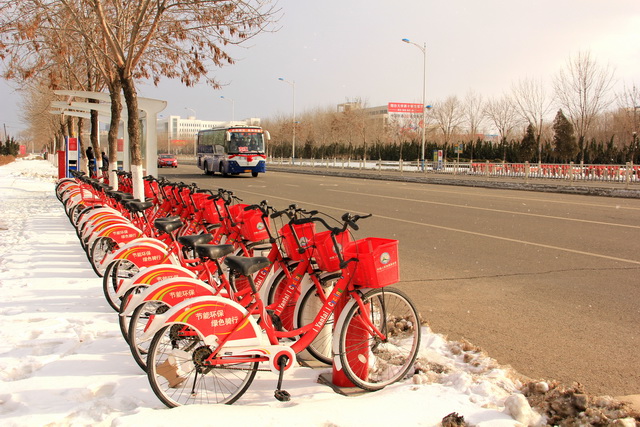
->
[274, 389, 291, 402]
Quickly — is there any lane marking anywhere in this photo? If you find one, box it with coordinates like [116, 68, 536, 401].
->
[270, 170, 640, 211]
[328, 189, 640, 230]
[236, 188, 640, 266]
[401, 185, 640, 211]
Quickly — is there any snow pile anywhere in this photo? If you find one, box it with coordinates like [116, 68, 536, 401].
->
[0, 158, 636, 427]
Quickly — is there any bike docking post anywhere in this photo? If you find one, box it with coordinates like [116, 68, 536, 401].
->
[328, 267, 371, 392]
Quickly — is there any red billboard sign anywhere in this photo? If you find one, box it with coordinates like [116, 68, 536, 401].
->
[388, 103, 424, 114]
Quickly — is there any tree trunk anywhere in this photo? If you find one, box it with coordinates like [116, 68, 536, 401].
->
[108, 78, 123, 190]
[89, 100, 102, 180]
[77, 117, 88, 174]
[119, 70, 144, 200]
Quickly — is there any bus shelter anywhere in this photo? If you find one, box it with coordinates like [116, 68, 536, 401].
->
[50, 90, 166, 178]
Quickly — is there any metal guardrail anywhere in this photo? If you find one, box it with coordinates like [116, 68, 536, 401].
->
[268, 158, 640, 186]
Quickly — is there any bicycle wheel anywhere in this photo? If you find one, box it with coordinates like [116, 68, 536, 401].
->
[128, 300, 167, 371]
[147, 325, 259, 407]
[74, 205, 101, 229]
[118, 286, 146, 344]
[70, 203, 88, 227]
[296, 281, 334, 365]
[102, 259, 139, 311]
[337, 287, 421, 391]
[89, 236, 117, 277]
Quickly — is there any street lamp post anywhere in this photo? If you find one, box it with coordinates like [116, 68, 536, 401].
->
[402, 38, 427, 171]
[220, 96, 235, 123]
[278, 77, 296, 163]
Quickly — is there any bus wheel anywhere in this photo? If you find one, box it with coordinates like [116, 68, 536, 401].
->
[251, 171, 259, 177]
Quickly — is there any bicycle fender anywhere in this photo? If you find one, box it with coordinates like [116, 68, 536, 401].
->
[116, 264, 197, 298]
[77, 207, 122, 229]
[61, 189, 81, 205]
[81, 212, 127, 233]
[141, 296, 262, 349]
[88, 223, 143, 247]
[120, 277, 216, 316]
[101, 240, 176, 270]
[84, 218, 133, 245]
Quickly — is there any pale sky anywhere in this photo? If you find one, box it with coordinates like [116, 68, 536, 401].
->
[1, 0, 639, 138]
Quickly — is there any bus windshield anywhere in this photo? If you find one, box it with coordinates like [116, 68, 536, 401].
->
[228, 131, 265, 154]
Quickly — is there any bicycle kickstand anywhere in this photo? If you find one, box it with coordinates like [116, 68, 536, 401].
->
[274, 355, 291, 402]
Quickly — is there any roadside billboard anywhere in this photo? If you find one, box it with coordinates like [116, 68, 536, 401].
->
[388, 102, 424, 132]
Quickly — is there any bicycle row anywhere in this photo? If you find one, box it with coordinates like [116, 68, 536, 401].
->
[55, 170, 422, 407]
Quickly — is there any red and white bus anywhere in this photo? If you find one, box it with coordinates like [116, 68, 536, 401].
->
[196, 126, 269, 177]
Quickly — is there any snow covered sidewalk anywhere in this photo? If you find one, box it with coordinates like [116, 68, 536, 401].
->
[0, 158, 601, 426]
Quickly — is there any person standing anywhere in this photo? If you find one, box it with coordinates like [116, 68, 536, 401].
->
[86, 146, 96, 177]
[101, 151, 109, 172]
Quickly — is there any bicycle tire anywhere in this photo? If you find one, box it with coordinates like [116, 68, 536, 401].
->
[102, 259, 139, 311]
[89, 236, 117, 277]
[55, 180, 74, 201]
[337, 287, 421, 391]
[74, 205, 102, 229]
[118, 287, 142, 344]
[147, 325, 259, 407]
[128, 299, 166, 371]
[296, 283, 333, 365]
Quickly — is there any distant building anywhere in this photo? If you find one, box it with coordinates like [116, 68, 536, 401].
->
[337, 102, 390, 127]
[156, 115, 261, 153]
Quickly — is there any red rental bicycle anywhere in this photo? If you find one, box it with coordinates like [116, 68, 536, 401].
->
[142, 212, 421, 407]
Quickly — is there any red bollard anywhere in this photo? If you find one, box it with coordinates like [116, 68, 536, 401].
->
[331, 266, 372, 388]
[57, 150, 66, 179]
[331, 291, 371, 387]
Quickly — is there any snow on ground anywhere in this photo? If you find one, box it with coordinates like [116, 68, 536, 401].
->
[0, 158, 535, 426]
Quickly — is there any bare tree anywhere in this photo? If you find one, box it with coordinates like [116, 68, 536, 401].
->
[0, 1, 113, 176]
[553, 51, 616, 162]
[21, 82, 62, 153]
[85, 0, 277, 198]
[511, 77, 553, 162]
[484, 95, 520, 149]
[429, 95, 464, 146]
[2, 0, 277, 198]
[462, 90, 485, 139]
[615, 83, 640, 161]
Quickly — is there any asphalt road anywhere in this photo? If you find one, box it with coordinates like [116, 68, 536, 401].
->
[159, 164, 640, 397]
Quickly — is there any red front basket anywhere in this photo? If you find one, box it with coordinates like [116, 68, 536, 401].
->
[344, 238, 399, 288]
[239, 209, 270, 242]
[202, 199, 223, 224]
[313, 230, 353, 272]
[279, 222, 316, 261]
[228, 203, 249, 221]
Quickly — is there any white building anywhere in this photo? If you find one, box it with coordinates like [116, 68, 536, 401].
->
[157, 115, 261, 154]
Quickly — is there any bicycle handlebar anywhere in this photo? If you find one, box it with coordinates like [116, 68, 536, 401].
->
[292, 212, 371, 234]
